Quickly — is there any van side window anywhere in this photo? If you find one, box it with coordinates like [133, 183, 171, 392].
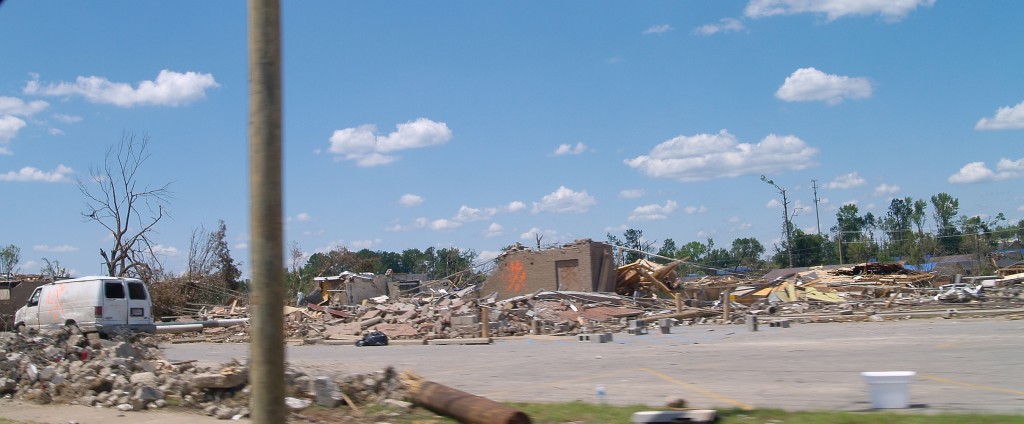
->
[104, 282, 126, 299]
[127, 282, 148, 300]
[26, 287, 42, 306]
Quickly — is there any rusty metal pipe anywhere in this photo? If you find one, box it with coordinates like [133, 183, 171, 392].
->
[415, 380, 531, 424]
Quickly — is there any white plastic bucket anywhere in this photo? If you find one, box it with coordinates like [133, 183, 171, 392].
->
[861, 371, 915, 409]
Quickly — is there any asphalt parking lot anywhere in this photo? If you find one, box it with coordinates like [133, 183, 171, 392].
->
[164, 317, 1024, 413]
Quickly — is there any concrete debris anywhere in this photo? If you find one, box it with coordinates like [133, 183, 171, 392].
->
[0, 327, 416, 419]
[151, 260, 1024, 346]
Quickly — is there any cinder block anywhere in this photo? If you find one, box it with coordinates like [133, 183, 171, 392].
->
[577, 333, 611, 343]
[627, 327, 648, 335]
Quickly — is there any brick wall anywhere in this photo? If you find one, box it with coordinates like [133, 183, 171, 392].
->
[482, 240, 615, 300]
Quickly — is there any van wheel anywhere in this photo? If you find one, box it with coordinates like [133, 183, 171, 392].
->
[65, 323, 82, 335]
[15, 323, 25, 334]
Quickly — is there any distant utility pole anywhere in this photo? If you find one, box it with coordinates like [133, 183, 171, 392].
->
[812, 179, 826, 261]
[761, 175, 793, 267]
[811, 179, 821, 235]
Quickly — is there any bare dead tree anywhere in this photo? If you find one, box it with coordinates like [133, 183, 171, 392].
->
[78, 133, 172, 278]
[187, 225, 215, 281]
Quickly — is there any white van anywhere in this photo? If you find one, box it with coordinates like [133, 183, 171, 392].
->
[14, 276, 157, 335]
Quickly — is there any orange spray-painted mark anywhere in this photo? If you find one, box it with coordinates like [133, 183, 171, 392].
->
[44, 284, 67, 322]
[504, 259, 527, 293]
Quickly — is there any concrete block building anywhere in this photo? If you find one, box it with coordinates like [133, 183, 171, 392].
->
[481, 239, 616, 300]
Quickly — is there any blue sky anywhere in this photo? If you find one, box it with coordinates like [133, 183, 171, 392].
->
[1, 1, 1022, 278]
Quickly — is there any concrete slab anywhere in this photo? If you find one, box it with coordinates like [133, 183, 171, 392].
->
[165, 317, 1024, 414]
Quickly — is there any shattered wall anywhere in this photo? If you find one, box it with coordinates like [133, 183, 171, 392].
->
[480, 240, 615, 300]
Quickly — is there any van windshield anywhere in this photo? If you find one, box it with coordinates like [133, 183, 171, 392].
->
[127, 282, 148, 300]
[104, 282, 125, 299]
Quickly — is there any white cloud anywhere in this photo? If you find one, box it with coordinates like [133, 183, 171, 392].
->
[745, 0, 935, 22]
[234, 242, 249, 250]
[643, 24, 673, 34]
[628, 200, 678, 222]
[33, 244, 79, 253]
[684, 205, 709, 214]
[619, 189, 645, 199]
[0, 96, 48, 116]
[151, 244, 180, 256]
[694, 18, 745, 35]
[48, 128, 64, 136]
[484, 222, 504, 238]
[604, 225, 629, 237]
[328, 118, 452, 167]
[506, 201, 527, 213]
[0, 115, 27, 149]
[948, 158, 1024, 183]
[430, 219, 461, 230]
[532, 186, 597, 213]
[296, 212, 312, 222]
[625, 129, 818, 181]
[454, 205, 497, 222]
[976, 101, 1024, 130]
[350, 239, 381, 250]
[766, 198, 782, 209]
[519, 227, 559, 241]
[873, 183, 900, 196]
[24, 70, 219, 107]
[399, 194, 424, 207]
[0, 164, 73, 182]
[1018, 204, 1024, 212]
[477, 250, 501, 264]
[776, 68, 872, 105]
[827, 171, 866, 189]
[553, 142, 587, 156]
[949, 162, 994, 184]
[53, 113, 82, 124]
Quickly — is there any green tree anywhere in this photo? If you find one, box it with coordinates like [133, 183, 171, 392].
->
[606, 233, 624, 265]
[286, 242, 308, 303]
[703, 243, 734, 273]
[210, 220, 242, 292]
[656, 238, 678, 264]
[880, 197, 916, 262]
[931, 192, 961, 254]
[730, 237, 765, 269]
[622, 228, 654, 263]
[40, 258, 70, 281]
[0, 244, 20, 278]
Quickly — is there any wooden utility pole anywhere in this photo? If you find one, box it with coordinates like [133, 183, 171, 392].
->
[248, 0, 285, 423]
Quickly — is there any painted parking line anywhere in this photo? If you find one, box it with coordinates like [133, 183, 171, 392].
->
[919, 373, 1024, 396]
[640, 368, 755, 410]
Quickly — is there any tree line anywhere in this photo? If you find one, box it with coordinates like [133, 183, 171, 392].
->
[606, 192, 1024, 277]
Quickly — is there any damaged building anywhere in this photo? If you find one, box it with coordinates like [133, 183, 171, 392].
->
[479, 239, 617, 300]
[304, 271, 427, 309]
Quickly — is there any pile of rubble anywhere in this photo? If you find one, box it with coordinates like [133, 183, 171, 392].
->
[159, 289, 720, 345]
[0, 328, 414, 420]
[682, 262, 1024, 322]
[155, 260, 1024, 345]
